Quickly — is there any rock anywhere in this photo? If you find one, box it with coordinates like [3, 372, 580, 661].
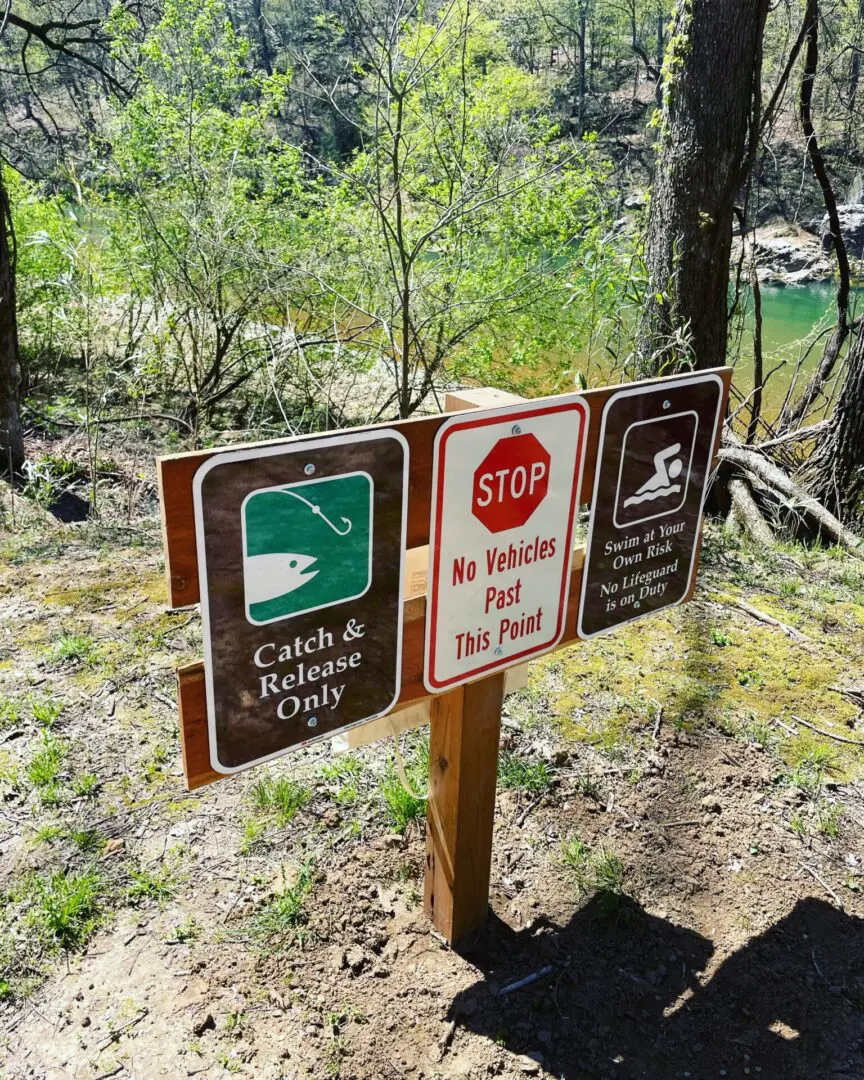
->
[329, 947, 347, 971]
[731, 220, 833, 284]
[345, 946, 368, 974]
[81, 1016, 91, 1028]
[700, 795, 722, 813]
[517, 1052, 544, 1073]
[819, 204, 864, 254]
[191, 1012, 215, 1037]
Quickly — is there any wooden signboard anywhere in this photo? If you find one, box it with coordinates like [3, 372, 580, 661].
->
[193, 431, 407, 772]
[158, 369, 732, 946]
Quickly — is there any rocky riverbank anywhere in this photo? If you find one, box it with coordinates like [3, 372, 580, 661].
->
[733, 204, 864, 286]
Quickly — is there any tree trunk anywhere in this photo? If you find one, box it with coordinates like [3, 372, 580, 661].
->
[805, 330, 864, 523]
[846, 0, 864, 150]
[0, 170, 24, 479]
[637, 0, 770, 375]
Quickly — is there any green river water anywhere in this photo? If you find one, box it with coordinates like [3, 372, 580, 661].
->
[579, 282, 847, 418]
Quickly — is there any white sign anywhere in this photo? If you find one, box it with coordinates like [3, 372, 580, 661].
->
[424, 396, 588, 692]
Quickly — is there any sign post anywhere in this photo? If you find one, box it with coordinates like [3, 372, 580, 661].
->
[157, 369, 731, 947]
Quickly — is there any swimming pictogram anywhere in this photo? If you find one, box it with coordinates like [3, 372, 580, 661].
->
[614, 412, 698, 528]
[623, 443, 685, 508]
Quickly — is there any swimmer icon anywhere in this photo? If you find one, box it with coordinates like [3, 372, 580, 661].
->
[614, 413, 698, 528]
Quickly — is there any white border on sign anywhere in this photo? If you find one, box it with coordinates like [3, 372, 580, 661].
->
[192, 429, 409, 775]
[423, 393, 589, 694]
[576, 372, 724, 641]
[240, 471, 375, 625]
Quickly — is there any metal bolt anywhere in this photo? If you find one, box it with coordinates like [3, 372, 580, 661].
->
[634, 601, 641, 610]
[662, 400, 671, 410]
[494, 646, 503, 656]
[511, 424, 522, 435]
[304, 463, 315, 475]
[307, 716, 318, 727]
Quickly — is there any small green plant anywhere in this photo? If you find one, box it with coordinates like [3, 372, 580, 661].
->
[379, 768, 426, 833]
[0, 978, 12, 1001]
[777, 579, 800, 597]
[70, 829, 105, 854]
[252, 861, 313, 948]
[574, 770, 600, 798]
[31, 824, 64, 845]
[27, 867, 102, 951]
[497, 749, 553, 793]
[561, 837, 625, 897]
[788, 811, 808, 839]
[165, 918, 198, 944]
[127, 862, 175, 904]
[711, 629, 732, 647]
[736, 669, 763, 689]
[30, 695, 62, 728]
[321, 754, 364, 806]
[72, 772, 100, 799]
[251, 775, 310, 826]
[816, 802, 842, 839]
[0, 697, 20, 729]
[378, 737, 428, 833]
[47, 633, 98, 667]
[239, 817, 267, 856]
[26, 731, 65, 789]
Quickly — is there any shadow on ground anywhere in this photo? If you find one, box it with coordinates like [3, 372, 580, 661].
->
[451, 897, 864, 1079]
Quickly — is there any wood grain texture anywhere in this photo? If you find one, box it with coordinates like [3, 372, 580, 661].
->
[424, 674, 505, 944]
[158, 370, 731, 608]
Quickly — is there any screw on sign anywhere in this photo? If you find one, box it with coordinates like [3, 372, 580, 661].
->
[471, 432, 551, 533]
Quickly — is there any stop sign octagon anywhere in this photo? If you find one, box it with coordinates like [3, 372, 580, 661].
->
[425, 395, 588, 692]
[472, 433, 550, 533]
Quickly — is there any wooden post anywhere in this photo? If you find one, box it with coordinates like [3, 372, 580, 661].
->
[424, 672, 506, 944]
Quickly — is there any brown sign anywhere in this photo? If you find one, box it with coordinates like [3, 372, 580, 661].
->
[193, 430, 408, 772]
[577, 373, 724, 638]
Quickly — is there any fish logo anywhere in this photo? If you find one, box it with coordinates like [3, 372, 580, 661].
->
[243, 552, 319, 607]
[242, 472, 373, 625]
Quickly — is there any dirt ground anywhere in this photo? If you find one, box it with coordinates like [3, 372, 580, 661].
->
[1, 442, 863, 1080]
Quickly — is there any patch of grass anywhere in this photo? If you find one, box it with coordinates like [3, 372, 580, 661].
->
[26, 731, 65, 790]
[126, 863, 176, 904]
[736, 669, 764, 689]
[377, 734, 428, 833]
[561, 836, 626, 897]
[573, 769, 600, 799]
[72, 772, 101, 799]
[816, 801, 842, 839]
[46, 632, 99, 668]
[321, 754, 364, 806]
[70, 829, 105, 855]
[165, 918, 198, 944]
[239, 817, 267, 856]
[30, 695, 62, 728]
[251, 861, 313, 948]
[31, 824, 64, 846]
[788, 811, 808, 840]
[251, 775, 310, 826]
[497, 749, 553, 792]
[26, 867, 102, 951]
[0, 697, 20, 729]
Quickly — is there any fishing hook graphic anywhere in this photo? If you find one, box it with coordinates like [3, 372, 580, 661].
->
[279, 489, 353, 536]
